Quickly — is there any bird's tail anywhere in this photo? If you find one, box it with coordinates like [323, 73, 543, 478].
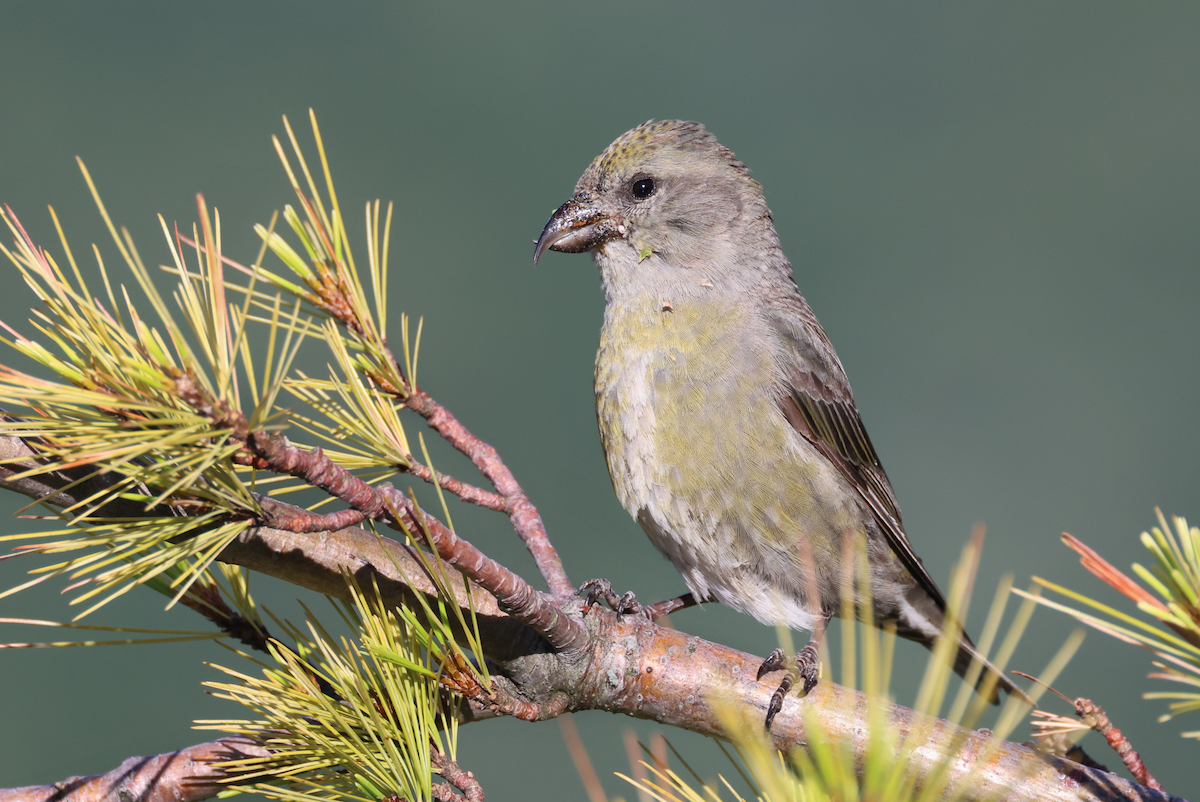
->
[952, 634, 1034, 707]
[897, 590, 1033, 706]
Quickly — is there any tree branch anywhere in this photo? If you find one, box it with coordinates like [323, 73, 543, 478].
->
[0, 737, 269, 802]
[406, 390, 573, 596]
[215, 517, 1189, 801]
[381, 484, 588, 654]
[0, 434, 1185, 802]
[230, 429, 588, 653]
[3, 602, 1184, 802]
[431, 750, 485, 801]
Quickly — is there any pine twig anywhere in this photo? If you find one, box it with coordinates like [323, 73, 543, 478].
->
[1074, 697, 1162, 791]
[229, 427, 589, 654]
[406, 389, 573, 596]
[382, 484, 588, 654]
[431, 750, 485, 801]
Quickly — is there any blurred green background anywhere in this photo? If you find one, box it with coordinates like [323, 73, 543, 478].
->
[2, 1, 1198, 797]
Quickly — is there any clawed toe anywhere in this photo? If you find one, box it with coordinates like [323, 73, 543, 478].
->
[764, 671, 793, 729]
[617, 591, 644, 615]
[796, 641, 820, 695]
[758, 641, 822, 729]
[578, 578, 614, 608]
[577, 578, 645, 616]
[757, 647, 788, 681]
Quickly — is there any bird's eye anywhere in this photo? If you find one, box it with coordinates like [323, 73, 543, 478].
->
[630, 177, 656, 200]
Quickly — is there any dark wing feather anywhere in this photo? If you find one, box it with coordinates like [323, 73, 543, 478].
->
[767, 299, 949, 613]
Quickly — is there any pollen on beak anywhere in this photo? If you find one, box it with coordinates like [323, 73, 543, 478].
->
[533, 198, 620, 264]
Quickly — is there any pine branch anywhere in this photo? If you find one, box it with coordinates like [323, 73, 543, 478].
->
[227, 427, 589, 654]
[0, 434, 1183, 802]
[405, 388, 572, 596]
[0, 737, 269, 802]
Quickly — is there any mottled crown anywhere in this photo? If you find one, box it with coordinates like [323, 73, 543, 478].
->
[576, 120, 752, 194]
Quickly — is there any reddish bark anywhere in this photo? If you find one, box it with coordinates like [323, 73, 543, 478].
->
[406, 390, 573, 597]
[1075, 698, 1162, 792]
[0, 738, 269, 802]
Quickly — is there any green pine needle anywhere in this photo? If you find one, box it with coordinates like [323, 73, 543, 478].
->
[1026, 510, 1200, 736]
[199, 574, 470, 802]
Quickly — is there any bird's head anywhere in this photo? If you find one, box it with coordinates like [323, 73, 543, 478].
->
[534, 120, 774, 281]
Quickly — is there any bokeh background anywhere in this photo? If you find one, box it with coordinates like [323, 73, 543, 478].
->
[2, 1, 1198, 797]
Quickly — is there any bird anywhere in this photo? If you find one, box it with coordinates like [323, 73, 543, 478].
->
[533, 119, 1029, 725]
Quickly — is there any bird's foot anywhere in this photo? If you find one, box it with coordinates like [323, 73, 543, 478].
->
[757, 641, 821, 729]
[577, 578, 645, 616]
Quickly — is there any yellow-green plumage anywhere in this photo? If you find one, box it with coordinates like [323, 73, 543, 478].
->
[596, 294, 852, 628]
[534, 119, 1026, 710]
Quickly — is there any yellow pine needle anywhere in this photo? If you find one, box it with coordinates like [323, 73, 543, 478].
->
[198, 572, 458, 801]
[279, 116, 334, 246]
[366, 200, 393, 339]
[309, 109, 345, 262]
[0, 617, 221, 648]
[947, 573, 1014, 726]
[417, 433, 454, 534]
[403, 313, 422, 392]
[255, 223, 318, 286]
[1022, 580, 1200, 657]
[76, 159, 137, 275]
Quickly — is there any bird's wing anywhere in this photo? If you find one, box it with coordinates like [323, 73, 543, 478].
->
[767, 299, 949, 613]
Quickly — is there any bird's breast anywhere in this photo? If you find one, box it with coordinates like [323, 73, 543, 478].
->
[593, 291, 863, 625]
[594, 296, 785, 525]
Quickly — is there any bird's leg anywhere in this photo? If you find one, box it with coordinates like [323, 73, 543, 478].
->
[757, 615, 830, 729]
[641, 591, 702, 620]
